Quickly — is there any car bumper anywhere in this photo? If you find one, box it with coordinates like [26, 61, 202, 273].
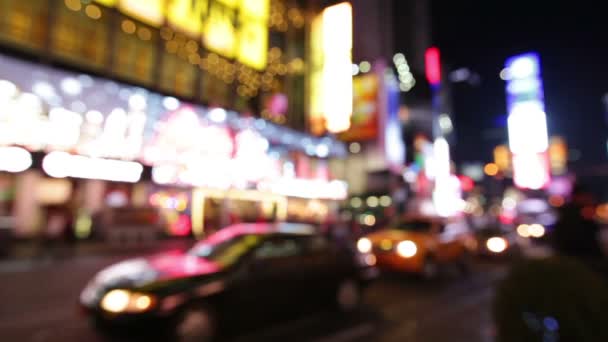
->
[374, 253, 424, 273]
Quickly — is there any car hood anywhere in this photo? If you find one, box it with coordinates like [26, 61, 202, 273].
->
[81, 252, 222, 306]
[366, 229, 429, 245]
[146, 251, 222, 280]
[92, 252, 221, 287]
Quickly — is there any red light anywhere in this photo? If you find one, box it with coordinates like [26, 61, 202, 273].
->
[169, 215, 191, 237]
[425, 47, 441, 86]
[458, 175, 475, 192]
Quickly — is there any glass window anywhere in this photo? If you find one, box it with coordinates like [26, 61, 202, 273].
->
[254, 236, 302, 259]
[159, 53, 197, 98]
[201, 73, 230, 107]
[112, 19, 157, 85]
[0, 0, 48, 51]
[51, 2, 109, 69]
[190, 234, 261, 267]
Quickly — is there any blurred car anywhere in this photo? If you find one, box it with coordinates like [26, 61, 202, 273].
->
[474, 226, 521, 257]
[80, 222, 377, 341]
[356, 216, 476, 279]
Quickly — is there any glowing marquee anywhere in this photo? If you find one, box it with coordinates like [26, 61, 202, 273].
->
[504, 53, 550, 190]
[95, 0, 269, 70]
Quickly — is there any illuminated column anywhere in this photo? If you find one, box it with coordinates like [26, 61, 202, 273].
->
[13, 170, 41, 237]
[321, 2, 353, 133]
[503, 53, 550, 189]
[83, 179, 106, 214]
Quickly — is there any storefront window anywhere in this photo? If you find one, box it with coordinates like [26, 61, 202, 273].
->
[159, 52, 197, 99]
[51, 2, 109, 70]
[0, 0, 48, 51]
[202, 73, 230, 107]
[112, 18, 157, 85]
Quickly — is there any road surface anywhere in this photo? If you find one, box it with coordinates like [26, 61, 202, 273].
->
[0, 250, 506, 342]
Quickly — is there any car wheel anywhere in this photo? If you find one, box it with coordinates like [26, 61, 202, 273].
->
[422, 256, 439, 280]
[173, 305, 217, 342]
[336, 279, 361, 312]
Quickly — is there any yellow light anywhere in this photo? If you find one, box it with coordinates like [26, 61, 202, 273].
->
[101, 290, 130, 313]
[366, 196, 379, 207]
[380, 239, 393, 251]
[396, 240, 417, 258]
[529, 224, 545, 238]
[241, 0, 270, 20]
[484, 163, 499, 176]
[363, 215, 376, 226]
[160, 27, 174, 40]
[121, 20, 136, 34]
[118, 0, 164, 27]
[75, 211, 92, 239]
[486, 237, 507, 253]
[493, 145, 511, 171]
[85, 4, 102, 19]
[204, 6, 237, 58]
[236, 21, 268, 70]
[65, 0, 82, 11]
[517, 224, 530, 237]
[137, 27, 152, 41]
[93, 0, 117, 7]
[322, 2, 353, 133]
[167, 0, 208, 36]
[134, 295, 152, 310]
[357, 238, 372, 253]
[191, 189, 205, 239]
[380, 196, 392, 207]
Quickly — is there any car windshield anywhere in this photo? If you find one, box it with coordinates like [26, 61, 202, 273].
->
[188, 234, 262, 267]
[393, 220, 433, 232]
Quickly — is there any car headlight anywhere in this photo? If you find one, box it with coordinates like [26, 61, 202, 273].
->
[528, 224, 545, 238]
[100, 289, 156, 313]
[396, 240, 417, 258]
[357, 238, 372, 253]
[486, 237, 507, 253]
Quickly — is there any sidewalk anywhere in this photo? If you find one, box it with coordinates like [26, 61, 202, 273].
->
[0, 238, 196, 263]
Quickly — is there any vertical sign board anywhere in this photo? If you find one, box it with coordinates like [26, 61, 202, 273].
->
[505, 53, 550, 190]
[321, 2, 353, 134]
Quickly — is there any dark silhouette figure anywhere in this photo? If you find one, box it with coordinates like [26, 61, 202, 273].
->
[552, 184, 603, 259]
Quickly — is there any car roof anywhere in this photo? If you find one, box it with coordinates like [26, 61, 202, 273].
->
[199, 223, 317, 246]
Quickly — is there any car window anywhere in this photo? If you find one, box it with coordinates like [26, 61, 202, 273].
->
[303, 235, 329, 253]
[394, 220, 432, 232]
[254, 236, 303, 260]
[189, 234, 261, 267]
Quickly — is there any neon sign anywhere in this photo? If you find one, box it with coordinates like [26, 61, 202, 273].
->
[95, 0, 269, 70]
[504, 52, 550, 189]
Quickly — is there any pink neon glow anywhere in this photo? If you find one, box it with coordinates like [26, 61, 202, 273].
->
[425, 47, 441, 86]
[512, 152, 550, 190]
[148, 251, 221, 279]
[169, 215, 191, 237]
[199, 223, 272, 247]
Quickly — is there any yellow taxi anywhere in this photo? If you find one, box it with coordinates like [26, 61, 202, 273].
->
[356, 216, 476, 278]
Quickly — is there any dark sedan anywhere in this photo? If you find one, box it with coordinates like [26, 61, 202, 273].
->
[80, 222, 378, 341]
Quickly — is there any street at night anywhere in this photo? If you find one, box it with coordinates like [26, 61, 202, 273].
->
[0, 247, 505, 342]
[2, 0, 608, 341]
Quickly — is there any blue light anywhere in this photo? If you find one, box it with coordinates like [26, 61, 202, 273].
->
[543, 317, 559, 332]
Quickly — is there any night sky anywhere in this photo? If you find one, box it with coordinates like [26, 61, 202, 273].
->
[430, 0, 608, 169]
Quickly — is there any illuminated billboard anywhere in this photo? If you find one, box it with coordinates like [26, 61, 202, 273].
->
[94, 0, 269, 70]
[339, 74, 379, 141]
[504, 52, 550, 189]
[321, 2, 353, 133]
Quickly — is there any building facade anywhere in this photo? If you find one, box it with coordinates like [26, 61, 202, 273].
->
[0, 0, 348, 240]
